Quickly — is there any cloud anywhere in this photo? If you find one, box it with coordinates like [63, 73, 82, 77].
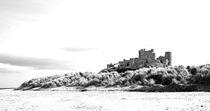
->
[0, 0, 62, 35]
[0, 0, 44, 14]
[0, 54, 72, 70]
[0, 68, 20, 74]
[63, 47, 96, 52]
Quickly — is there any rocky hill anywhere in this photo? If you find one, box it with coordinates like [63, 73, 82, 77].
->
[16, 65, 210, 92]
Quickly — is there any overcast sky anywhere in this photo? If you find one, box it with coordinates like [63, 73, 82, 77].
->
[0, 0, 210, 88]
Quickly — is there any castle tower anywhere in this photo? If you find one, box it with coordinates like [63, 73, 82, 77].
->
[138, 49, 145, 59]
[138, 49, 155, 60]
[165, 52, 172, 66]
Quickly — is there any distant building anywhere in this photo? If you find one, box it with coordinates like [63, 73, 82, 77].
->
[107, 49, 172, 69]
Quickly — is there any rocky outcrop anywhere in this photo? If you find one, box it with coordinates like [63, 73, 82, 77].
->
[16, 65, 210, 92]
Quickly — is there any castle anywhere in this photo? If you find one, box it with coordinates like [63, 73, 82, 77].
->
[107, 49, 172, 70]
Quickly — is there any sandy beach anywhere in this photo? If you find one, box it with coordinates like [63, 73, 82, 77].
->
[0, 89, 209, 111]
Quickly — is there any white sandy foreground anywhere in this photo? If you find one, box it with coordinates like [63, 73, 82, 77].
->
[0, 89, 210, 111]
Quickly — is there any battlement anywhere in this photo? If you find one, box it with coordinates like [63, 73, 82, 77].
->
[107, 49, 172, 69]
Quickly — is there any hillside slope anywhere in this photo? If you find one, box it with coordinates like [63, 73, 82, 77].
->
[16, 65, 210, 92]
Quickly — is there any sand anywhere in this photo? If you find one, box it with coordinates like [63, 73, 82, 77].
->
[0, 89, 210, 111]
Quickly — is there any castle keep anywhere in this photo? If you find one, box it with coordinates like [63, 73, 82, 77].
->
[107, 49, 172, 70]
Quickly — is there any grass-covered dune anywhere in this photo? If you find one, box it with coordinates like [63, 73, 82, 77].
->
[16, 65, 210, 92]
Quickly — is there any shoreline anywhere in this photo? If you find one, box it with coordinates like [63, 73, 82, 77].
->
[14, 84, 210, 92]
